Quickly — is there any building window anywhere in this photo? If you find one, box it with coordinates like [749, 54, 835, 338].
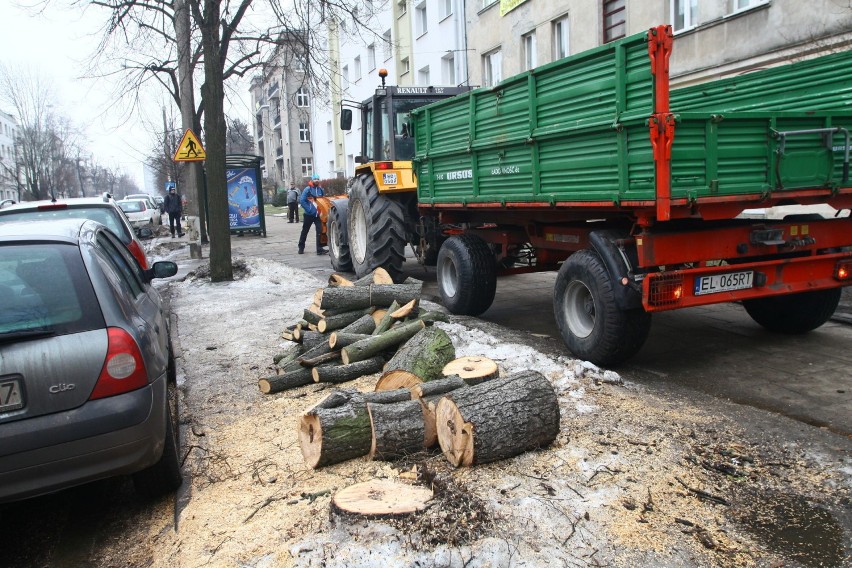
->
[522, 31, 537, 70]
[734, 0, 767, 10]
[367, 44, 376, 70]
[482, 0, 497, 8]
[383, 30, 393, 61]
[299, 123, 311, 142]
[296, 87, 309, 107]
[415, 1, 427, 36]
[342, 65, 350, 90]
[442, 53, 455, 84]
[301, 157, 313, 176]
[418, 65, 430, 86]
[327, 120, 333, 142]
[552, 16, 569, 60]
[353, 56, 362, 81]
[482, 48, 501, 86]
[603, 0, 626, 43]
[440, 0, 452, 19]
[400, 56, 410, 75]
[672, 0, 697, 31]
[397, 0, 406, 16]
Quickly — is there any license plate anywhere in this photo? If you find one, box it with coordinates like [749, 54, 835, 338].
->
[0, 378, 24, 413]
[694, 271, 754, 296]
[382, 173, 398, 185]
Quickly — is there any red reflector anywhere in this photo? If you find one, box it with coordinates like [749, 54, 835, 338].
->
[648, 274, 684, 307]
[375, 162, 393, 170]
[90, 327, 148, 400]
[836, 260, 852, 281]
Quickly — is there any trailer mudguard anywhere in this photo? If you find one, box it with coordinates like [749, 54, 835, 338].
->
[588, 230, 643, 311]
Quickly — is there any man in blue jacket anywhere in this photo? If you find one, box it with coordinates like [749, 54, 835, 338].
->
[298, 173, 327, 255]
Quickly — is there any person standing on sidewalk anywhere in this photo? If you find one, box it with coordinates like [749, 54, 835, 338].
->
[298, 173, 327, 255]
[163, 186, 185, 238]
[286, 183, 300, 223]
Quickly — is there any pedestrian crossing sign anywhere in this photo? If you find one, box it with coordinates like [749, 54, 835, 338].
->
[173, 129, 206, 162]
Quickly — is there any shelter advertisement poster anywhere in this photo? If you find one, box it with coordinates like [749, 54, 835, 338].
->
[226, 167, 261, 229]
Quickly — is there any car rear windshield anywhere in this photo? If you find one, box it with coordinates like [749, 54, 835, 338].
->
[0, 243, 105, 336]
[0, 206, 131, 244]
[119, 201, 144, 213]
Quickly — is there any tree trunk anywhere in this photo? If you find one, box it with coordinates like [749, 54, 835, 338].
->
[312, 356, 385, 384]
[371, 300, 400, 335]
[299, 402, 372, 469]
[338, 314, 376, 335]
[435, 370, 560, 467]
[318, 282, 422, 311]
[375, 327, 456, 391]
[410, 376, 468, 448]
[368, 400, 427, 460]
[258, 367, 315, 394]
[318, 308, 374, 333]
[442, 356, 499, 385]
[341, 320, 425, 364]
[332, 480, 432, 516]
[329, 332, 372, 349]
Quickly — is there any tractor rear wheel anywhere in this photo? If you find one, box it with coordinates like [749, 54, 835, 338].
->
[328, 199, 352, 272]
[553, 250, 651, 367]
[437, 234, 497, 316]
[347, 174, 407, 281]
[743, 288, 840, 333]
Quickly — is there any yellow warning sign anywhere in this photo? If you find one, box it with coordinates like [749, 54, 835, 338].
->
[173, 129, 206, 162]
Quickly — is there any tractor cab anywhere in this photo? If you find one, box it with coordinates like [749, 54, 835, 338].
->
[340, 69, 470, 164]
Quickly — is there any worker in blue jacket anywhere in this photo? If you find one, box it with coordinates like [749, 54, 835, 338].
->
[298, 173, 327, 255]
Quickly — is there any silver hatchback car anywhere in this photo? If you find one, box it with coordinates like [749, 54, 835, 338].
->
[0, 218, 182, 502]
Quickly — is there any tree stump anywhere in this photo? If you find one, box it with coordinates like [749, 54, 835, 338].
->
[435, 370, 559, 467]
[341, 320, 425, 364]
[368, 399, 426, 460]
[332, 480, 432, 516]
[375, 327, 456, 391]
[442, 356, 499, 385]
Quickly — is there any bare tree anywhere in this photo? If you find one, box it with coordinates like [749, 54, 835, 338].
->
[226, 116, 254, 154]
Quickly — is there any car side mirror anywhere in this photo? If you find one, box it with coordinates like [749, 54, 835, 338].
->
[355, 155, 369, 164]
[144, 261, 178, 282]
[340, 108, 352, 131]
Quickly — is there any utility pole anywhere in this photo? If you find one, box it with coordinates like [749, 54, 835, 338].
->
[174, 0, 208, 243]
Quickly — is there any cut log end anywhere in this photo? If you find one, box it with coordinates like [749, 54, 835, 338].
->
[371, 309, 388, 326]
[332, 480, 433, 516]
[442, 356, 499, 385]
[435, 397, 475, 467]
[298, 414, 323, 469]
[258, 379, 272, 394]
[375, 370, 423, 392]
[372, 267, 394, 285]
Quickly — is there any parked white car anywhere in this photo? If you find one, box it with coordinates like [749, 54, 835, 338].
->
[118, 199, 162, 231]
[126, 193, 161, 213]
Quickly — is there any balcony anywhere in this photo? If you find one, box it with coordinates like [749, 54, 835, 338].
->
[268, 82, 280, 99]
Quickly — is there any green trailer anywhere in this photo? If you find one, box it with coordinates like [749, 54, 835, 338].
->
[330, 26, 852, 366]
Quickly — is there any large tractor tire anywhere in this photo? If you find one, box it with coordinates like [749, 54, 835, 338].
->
[327, 199, 352, 272]
[553, 249, 651, 367]
[743, 288, 841, 334]
[347, 174, 407, 281]
[437, 234, 497, 316]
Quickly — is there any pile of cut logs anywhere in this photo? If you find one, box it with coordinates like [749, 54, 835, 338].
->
[260, 268, 560, 469]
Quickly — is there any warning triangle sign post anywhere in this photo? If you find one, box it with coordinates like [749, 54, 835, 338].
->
[173, 129, 206, 162]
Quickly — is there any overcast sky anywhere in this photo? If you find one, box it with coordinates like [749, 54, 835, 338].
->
[0, 1, 255, 192]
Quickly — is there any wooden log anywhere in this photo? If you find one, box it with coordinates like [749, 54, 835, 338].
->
[273, 345, 301, 366]
[318, 282, 422, 311]
[302, 309, 322, 327]
[410, 375, 467, 400]
[328, 273, 354, 287]
[368, 400, 427, 460]
[416, 311, 450, 325]
[352, 267, 394, 286]
[371, 309, 387, 326]
[329, 332, 372, 349]
[299, 402, 372, 468]
[341, 320, 426, 364]
[372, 300, 400, 335]
[300, 350, 341, 367]
[391, 299, 417, 319]
[442, 356, 499, 386]
[312, 289, 324, 306]
[309, 388, 360, 411]
[338, 314, 377, 335]
[298, 342, 333, 365]
[294, 330, 325, 351]
[259, 367, 315, 394]
[312, 356, 385, 384]
[332, 480, 432, 516]
[435, 370, 560, 467]
[318, 308, 374, 333]
[375, 327, 456, 391]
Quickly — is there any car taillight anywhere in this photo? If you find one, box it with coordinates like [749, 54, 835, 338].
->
[127, 240, 149, 269]
[375, 161, 394, 170]
[648, 273, 684, 307]
[835, 260, 852, 281]
[89, 327, 148, 400]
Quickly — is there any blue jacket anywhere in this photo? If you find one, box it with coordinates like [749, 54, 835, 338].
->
[300, 183, 324, 216]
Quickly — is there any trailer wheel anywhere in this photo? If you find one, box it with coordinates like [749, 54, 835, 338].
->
[553, 250, 651, 367]
[328, 200, 352, 272]
[348, 174, 406, 281]
[743, 288, 841, 333]
[437, 234, 497, 316]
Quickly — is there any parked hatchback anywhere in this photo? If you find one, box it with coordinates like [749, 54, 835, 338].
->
[0, 218, 182, 502]
[0, 195, 150, 269]
[118, 198, 162, 230]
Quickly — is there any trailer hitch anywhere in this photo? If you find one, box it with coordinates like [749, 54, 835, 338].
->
[773, 126, 850, 188]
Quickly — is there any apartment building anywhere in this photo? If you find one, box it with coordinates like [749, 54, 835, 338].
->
[0, 109, 18, 202]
